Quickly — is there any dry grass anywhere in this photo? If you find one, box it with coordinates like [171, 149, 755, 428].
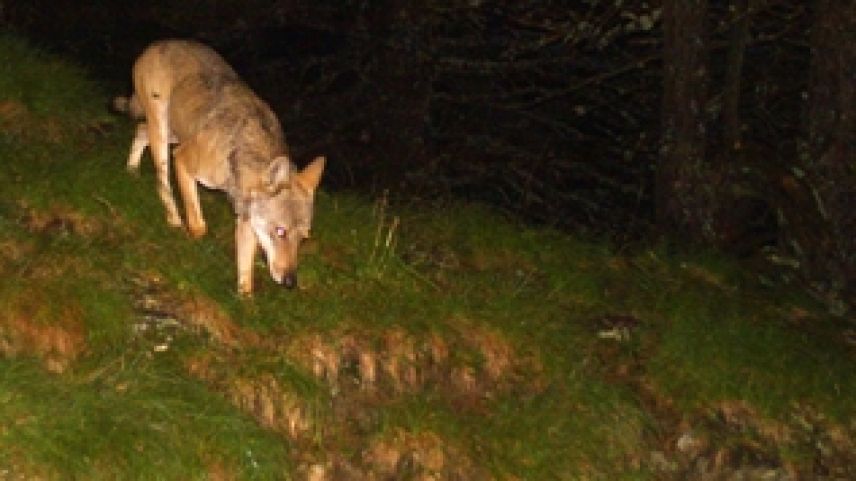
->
[0, 288, 87, 374]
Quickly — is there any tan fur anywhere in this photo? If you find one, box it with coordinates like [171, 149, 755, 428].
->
[120, 39, 325, 295]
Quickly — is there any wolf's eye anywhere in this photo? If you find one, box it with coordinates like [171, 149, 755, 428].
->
[274, 226, 287, 238]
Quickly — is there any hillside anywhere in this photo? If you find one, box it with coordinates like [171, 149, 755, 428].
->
[1, 35, 854, 481]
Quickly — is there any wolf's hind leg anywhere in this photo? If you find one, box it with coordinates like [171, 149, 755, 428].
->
[174, 143, 207, 238]
[127, 122, 149, 173]
[146, 103, 183, 228]
[127, 122, 179, 174]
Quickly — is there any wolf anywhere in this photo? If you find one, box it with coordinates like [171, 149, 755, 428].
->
[117, 39, 325, 295]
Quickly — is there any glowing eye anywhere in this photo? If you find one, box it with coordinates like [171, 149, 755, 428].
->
[275, 226, 287, 238]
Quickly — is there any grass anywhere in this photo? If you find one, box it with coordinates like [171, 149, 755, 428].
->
[1, 359, 291, 480]
[0, 33, 854, 480]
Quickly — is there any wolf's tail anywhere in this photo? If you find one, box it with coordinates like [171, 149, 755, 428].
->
[111, 94, 144, 119]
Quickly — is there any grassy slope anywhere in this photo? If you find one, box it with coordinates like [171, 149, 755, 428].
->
[0, 34, 854, 480]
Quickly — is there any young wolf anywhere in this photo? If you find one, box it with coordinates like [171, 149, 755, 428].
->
[117, 39, 325, 295]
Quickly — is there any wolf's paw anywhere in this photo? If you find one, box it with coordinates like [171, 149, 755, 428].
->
[238, 285, 254, 298]
[126, 164, 140, 176]
[166, 214, 184, 229]
[187, 223, 207, 239]
[237, 276, 254, 297]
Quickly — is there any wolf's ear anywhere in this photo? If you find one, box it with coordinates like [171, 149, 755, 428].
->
[267, 156, 293, 191]
[294, 156, 326, 194]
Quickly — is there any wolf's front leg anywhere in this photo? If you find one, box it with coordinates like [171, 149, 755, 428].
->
[236, 217, 258, 296]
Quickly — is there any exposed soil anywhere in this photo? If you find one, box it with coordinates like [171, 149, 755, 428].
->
[127, 271, 540, 480]
[3, 242, 849, 480]
[124, 270, 856, 480]
[0, 205, 97, 373]
[590, 320, 856, 481]
[0, 296, 86, 374]
[0, 100, 67, 144]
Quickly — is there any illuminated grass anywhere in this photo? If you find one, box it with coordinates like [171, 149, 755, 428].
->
[1, 34, 854, 480]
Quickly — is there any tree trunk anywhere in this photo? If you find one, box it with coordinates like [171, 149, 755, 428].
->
[722, 0, 752, 152]
[794, 0, 856, 311]
[657, 0, 715, 242]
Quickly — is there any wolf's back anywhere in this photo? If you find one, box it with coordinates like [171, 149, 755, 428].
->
[115, 40, 238, 124]
[134, 40, 237, 92]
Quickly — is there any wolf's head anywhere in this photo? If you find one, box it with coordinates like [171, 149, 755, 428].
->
[247, 155, 325, 289]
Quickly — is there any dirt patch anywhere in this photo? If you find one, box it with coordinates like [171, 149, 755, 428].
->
[0, 292, 87, 373]
[458, 324, 514, 382]
[205, 460, 238, 481]
[185, 320, 536, 480]
[128, 272, 259, 349]
[184, 321, 534, 451]
[333, 428, 492, 481]
[292, 429, 493, 481]
[186, 354, 314, 441]
[0, 100, 65, 143]
[174, 293, 260, 348]
[0, 100, 29, 130]
[0, 100, 70, 144]
[131, 274, 317, 442]
[0, 239, 34, 263]
[130, 272, 542, 480]
[0, 238, 35, 277]
[708, 401, 856, 481]
[591, 328, 856, 480]
[126, 268, 536, 404]
[286, 323, 537, 405]
[0, 204, 116, 373]
[0, 447, 57, 480]
[19, 201, 106, 239]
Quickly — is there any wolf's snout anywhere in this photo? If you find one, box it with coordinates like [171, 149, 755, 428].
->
[282, 272, 297, 290]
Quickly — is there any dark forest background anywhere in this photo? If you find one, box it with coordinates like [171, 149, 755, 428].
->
[2, 0, 854, 315]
